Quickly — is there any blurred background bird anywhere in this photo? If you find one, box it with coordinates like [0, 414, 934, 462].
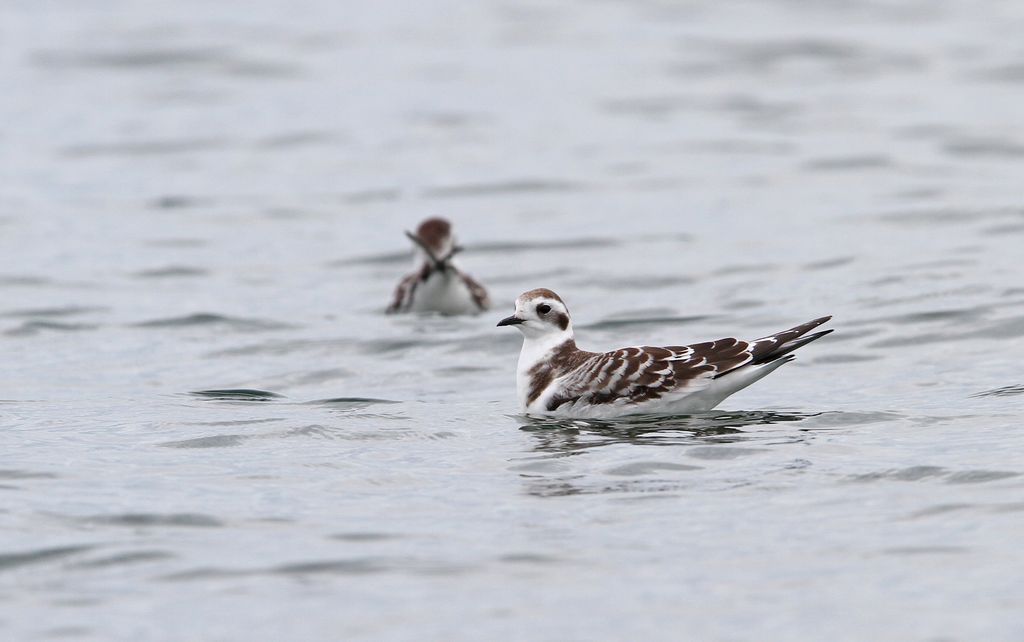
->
[387, 217, 490, 315]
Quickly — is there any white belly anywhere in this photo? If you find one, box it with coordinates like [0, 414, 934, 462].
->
[408, 272, 479, 315]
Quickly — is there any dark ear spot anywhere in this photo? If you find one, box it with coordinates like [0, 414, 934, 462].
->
[555, 313, 569, 331]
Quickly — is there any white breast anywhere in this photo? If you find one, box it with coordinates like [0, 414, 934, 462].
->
[408, 271, 478, 315]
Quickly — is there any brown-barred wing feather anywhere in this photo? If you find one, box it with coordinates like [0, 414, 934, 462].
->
[546, 338, 761, 411]
[386, 273, 419, 314]
[457, 269, 491, 311]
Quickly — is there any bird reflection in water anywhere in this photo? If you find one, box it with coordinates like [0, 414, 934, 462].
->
[519, 410, 815, 456]
[513, 411, 817, 497]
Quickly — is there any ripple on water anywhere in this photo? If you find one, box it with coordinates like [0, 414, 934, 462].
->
[61, 138, 231, 158]
[0, 274, 51, 287]
[256, 130, 340, 149]
[686, 446, 769, 460]
[0, 469, 58, 479]
[568, 275, 697, 290]
[944, 138, 1024, 159]
[844, 307, 989, 327]
[182, 418, 285, 427]
[208, 337, 356, 358]
[131, 266, 209, 279]
[908, 503, 975, 519]
[309, 397, 400, 408]
[330, 532, 400, 542]
[162, 557, 467, 582]
[802, 155, 892, 171]
[971, 385, 1024, 398]
[869, 315, 1024, 348]
[0, 546, 94, 571]
[72, 551, 175, 568]
[335, 236, 619, 267]
[579, 314, 714, 331]
[82, 513, 223, 528]
[882, 546, 969, 556]
[876, 206, 1020, 227]
[803, 256, 856, 270]
[134, 314, 292, 331]
[850, 467, 1019, 484]
[851, 465, 947, 482]
[1, 305, 106, 318]
[5, 320, 99, 336]
[604, 462, 702, 476]
[35, 46, 302, 80]
[981, 222, 1024, 236]
[285, 424, 441, 441]
[795, 411, 903, 429]
[977, 63, 1024, 83]
[945, 470, 1020, 484]
[34, 46, 229, 69]
[497, 553, 560, 565]
[422, 179, 581, 198]
[189, 389, 284, 402]
[160, 435, 249, 448]
[811, 353, 880, 364]
[262, 367, 354, 387]
[910, 502, 1024, 519]
[148, 196, 208, 211]
[341, 188, 401, 204]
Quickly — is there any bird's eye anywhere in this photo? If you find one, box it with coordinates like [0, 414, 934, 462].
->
[536, 303, 551, 314]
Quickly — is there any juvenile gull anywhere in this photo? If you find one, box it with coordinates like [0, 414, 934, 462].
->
[387, 218, 489, 315]
[497, 288, 832, 418]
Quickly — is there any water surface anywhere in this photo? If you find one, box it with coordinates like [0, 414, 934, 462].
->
[2, 0, 1023, 640]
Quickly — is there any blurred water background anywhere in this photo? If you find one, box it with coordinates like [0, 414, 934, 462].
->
[2, 0, 1023, 640]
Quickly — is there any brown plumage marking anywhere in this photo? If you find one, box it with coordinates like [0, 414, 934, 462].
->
[416, 217, 451, 253]
[526, 364, 554, 407]
[747, 316, 833, 365]
[526, 340, 592, 407]
[516, 308, 832, 413]
[457, 269, 491, 311]
[386, 263, 434, 313]
[387, 273, 418, 314]
[539, 336, 768, 411]
[520, 288, 565, 305]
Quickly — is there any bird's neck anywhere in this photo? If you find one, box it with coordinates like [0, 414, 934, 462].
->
[415, 257, 458, 279]
[519, 329, 574, 366]
[516, 331, 577, 407]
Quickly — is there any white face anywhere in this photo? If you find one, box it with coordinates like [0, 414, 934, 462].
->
[499, 296, 571, 339]
[414, 235, 456, 264]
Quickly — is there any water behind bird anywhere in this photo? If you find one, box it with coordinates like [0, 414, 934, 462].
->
[2, 0, 1023, 640]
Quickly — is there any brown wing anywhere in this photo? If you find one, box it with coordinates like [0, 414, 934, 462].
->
[456, 269, 490, 311]
[547, 339, 754, 411]
[543, 317, 833, 411]
[386, 272, 420, 314]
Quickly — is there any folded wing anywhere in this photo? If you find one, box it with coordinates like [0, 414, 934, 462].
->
[546, 316, 832, 411]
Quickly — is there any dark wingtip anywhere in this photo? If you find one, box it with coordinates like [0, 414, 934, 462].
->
[751, 324, 834, 365]
[805, 328, 834, 340]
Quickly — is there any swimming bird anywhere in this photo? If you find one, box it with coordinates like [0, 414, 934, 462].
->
[497, 288, 832, 417]
[387, 218, 490, 315]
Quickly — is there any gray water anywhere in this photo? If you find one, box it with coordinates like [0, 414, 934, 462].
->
[2, 0, 1024, 640]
